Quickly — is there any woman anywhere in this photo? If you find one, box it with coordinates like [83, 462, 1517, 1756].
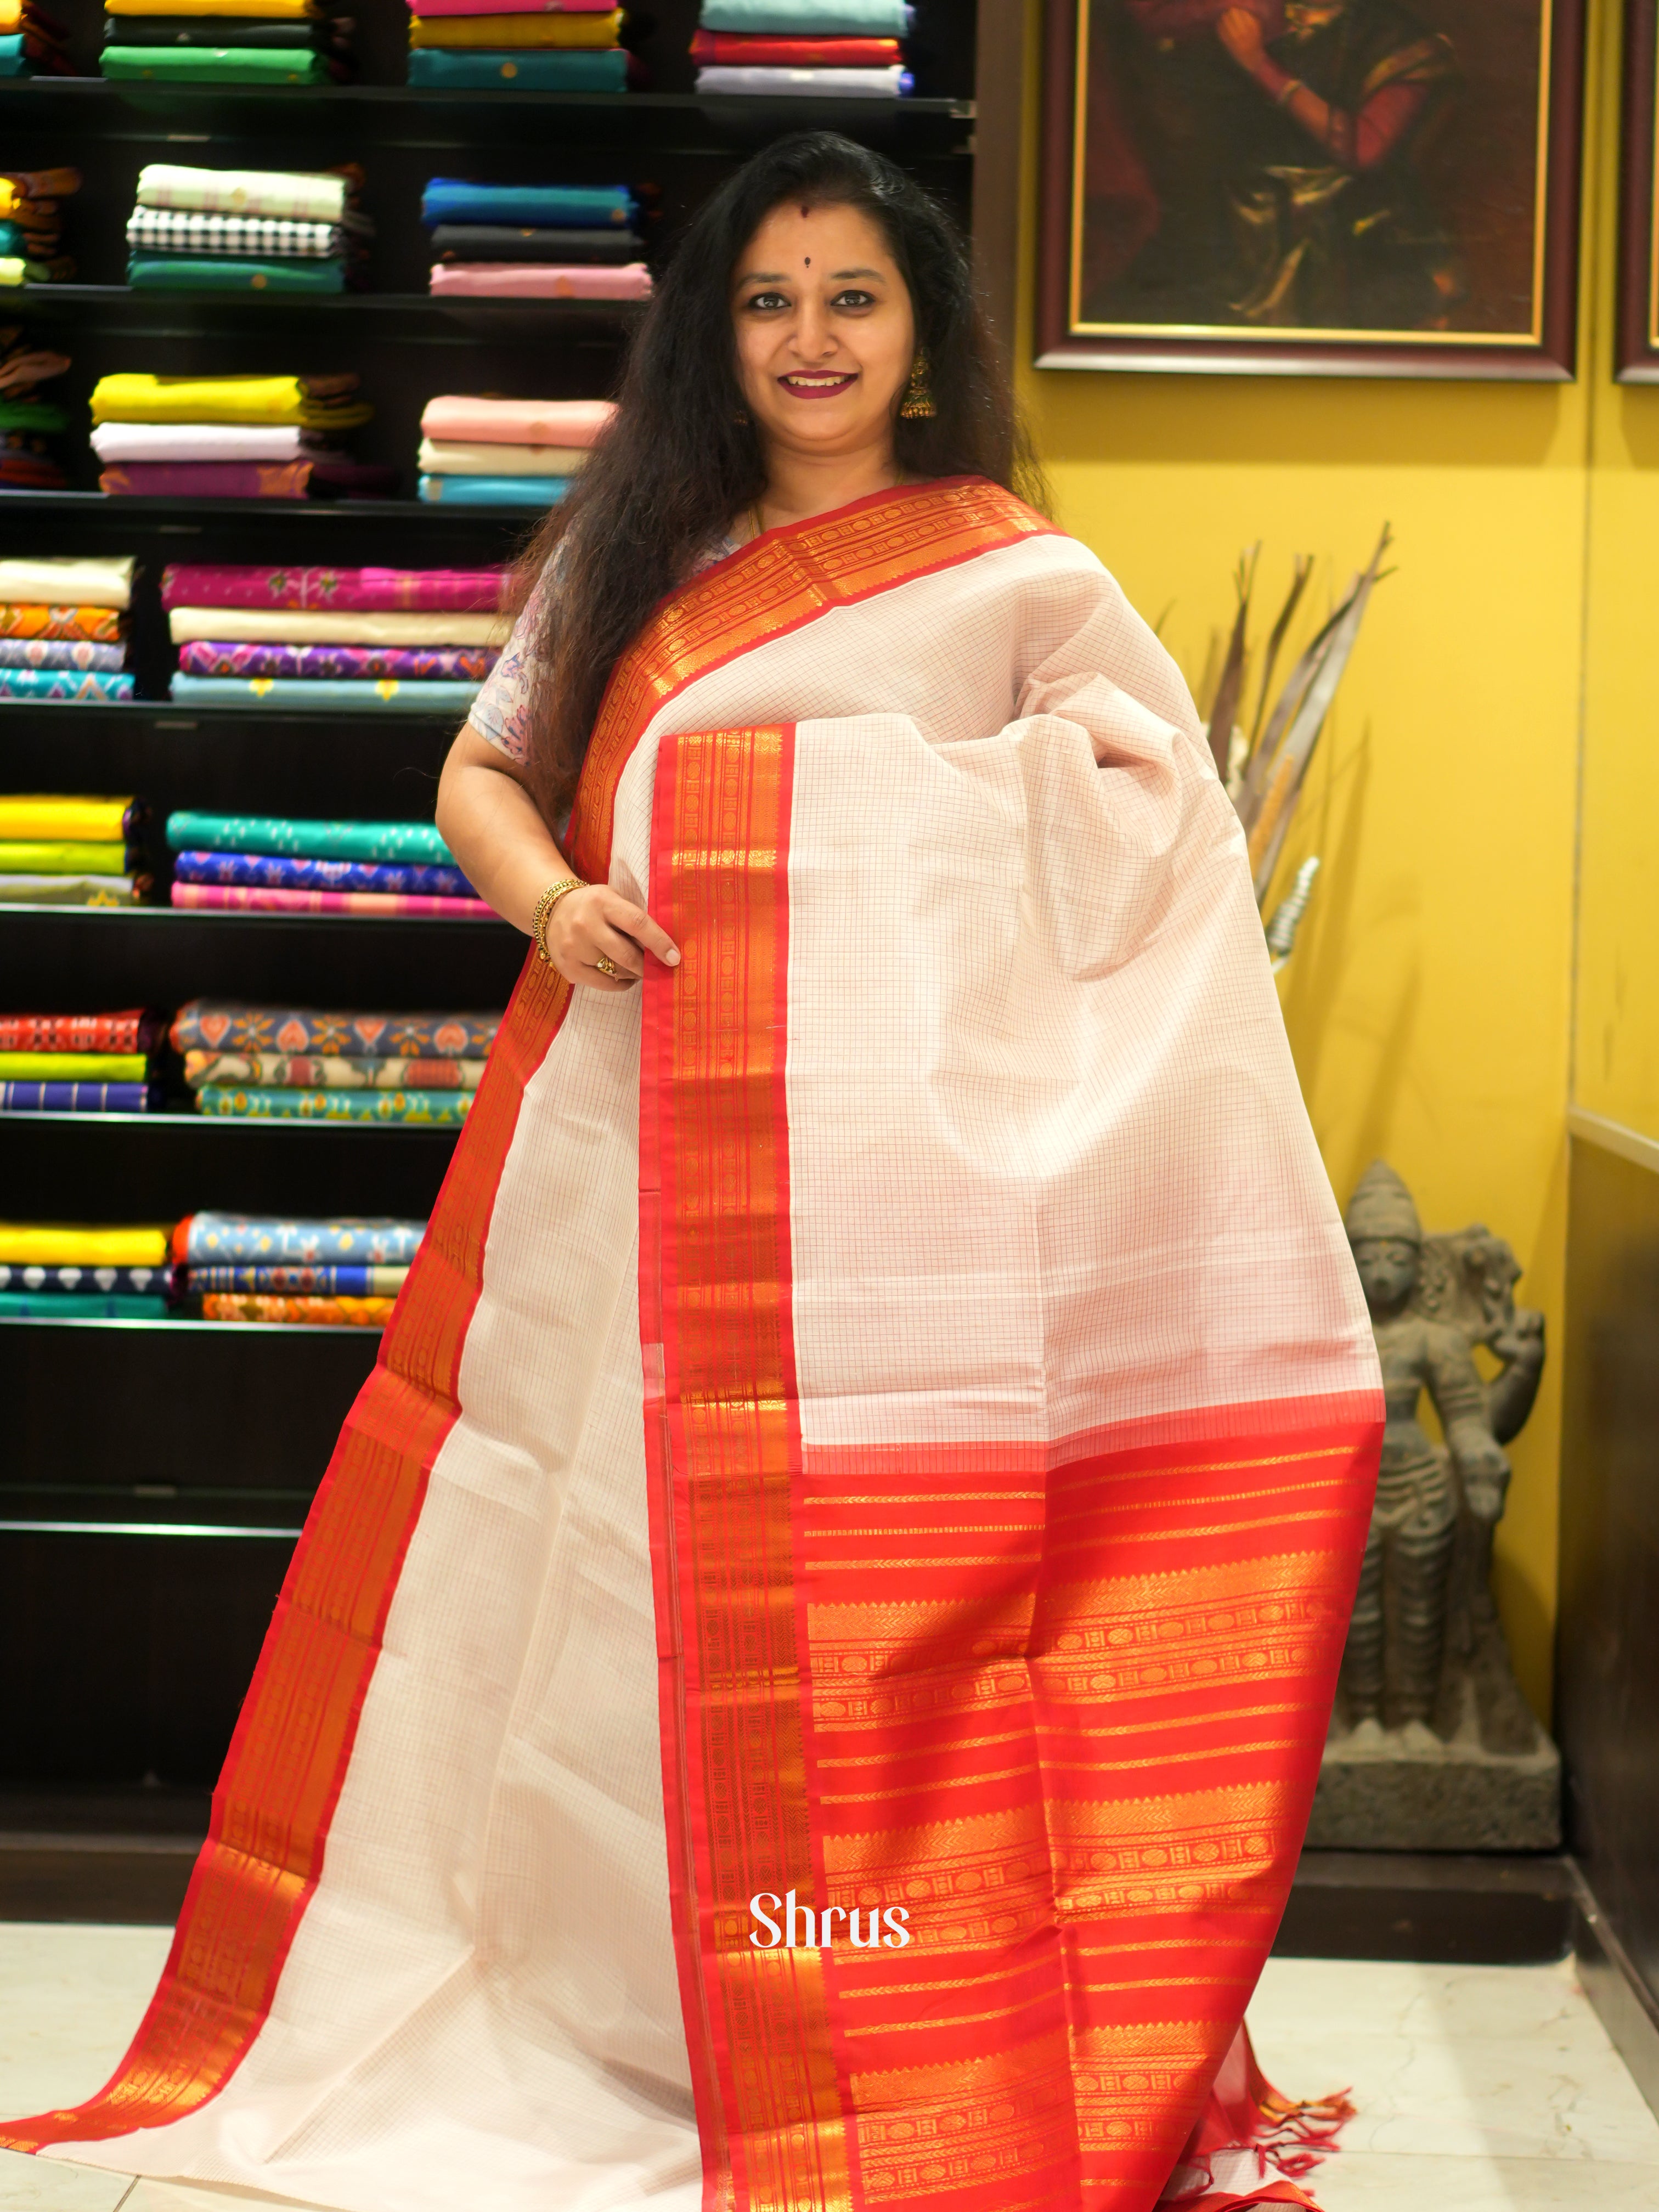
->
[6, 135, 1381, 2212]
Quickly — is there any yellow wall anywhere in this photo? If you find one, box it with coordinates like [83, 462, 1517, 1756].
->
[1008, 0, 1630, 1717]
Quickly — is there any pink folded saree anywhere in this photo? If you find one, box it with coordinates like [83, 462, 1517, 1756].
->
[417, 393, 614, 445]
[410, 0, 615, 10]
[428, 262, 651, 300]
[161, 564, 505, 612]
[172, 883, 495, 918]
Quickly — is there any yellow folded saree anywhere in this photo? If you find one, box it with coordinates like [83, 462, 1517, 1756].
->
[409, 9, 619, 45]
[0, 1053, 147, 1081]
[91, 374, 371, 428]
[0, 842, 128, 875]
[106, 0, 319, 16]
[0, 1224, 170, 1266]
[0, 795, 131, 840]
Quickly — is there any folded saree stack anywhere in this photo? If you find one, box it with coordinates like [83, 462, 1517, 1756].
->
[0, 331, 71, 486]
[102, 0, 356, 83]
[164, 563, 503, 706]
[175, 1208, 428, 1324]
[405, 0, 630, 90]
[417, 391, 613, 506]
[421, 177, 650, 302]
[0, 1006, 165, 1113]
[0, 1220, 173, 1318]
[0, 168, 79, 285]
[124, 162, 370, 296]
[692, 0, 912, 95]
[0, 3, 72, 74]
[166, 809, 492, 923]
[0, 794, 149, 905]
[173, 996, 496, 1127]
[91, 370, 386, 500]
[0, 558, 135, 696]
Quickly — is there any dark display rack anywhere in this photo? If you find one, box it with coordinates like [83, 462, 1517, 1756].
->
[0, 0, 988, 1801]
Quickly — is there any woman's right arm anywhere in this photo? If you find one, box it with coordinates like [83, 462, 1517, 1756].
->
[435, 720, 679, 992]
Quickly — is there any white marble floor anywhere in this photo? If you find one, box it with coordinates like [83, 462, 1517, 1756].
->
[0, 1926, 1656, 2210]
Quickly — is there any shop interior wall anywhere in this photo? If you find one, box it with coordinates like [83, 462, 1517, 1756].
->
[1006, 0, 1633, 1722]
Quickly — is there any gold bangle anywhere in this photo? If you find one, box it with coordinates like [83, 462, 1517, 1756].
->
[531, 875, 584, 964]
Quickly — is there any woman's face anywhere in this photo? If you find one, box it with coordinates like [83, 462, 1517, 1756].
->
[731, 200, 917, 464]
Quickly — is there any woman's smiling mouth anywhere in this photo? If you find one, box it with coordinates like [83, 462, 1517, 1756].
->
[777, 370, 858, 398]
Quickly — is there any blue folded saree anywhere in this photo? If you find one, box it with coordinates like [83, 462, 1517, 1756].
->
[170, 675, 483, 711]
[418, 474, 569, 507]
[0, 1081, 158, 1111]
[173, 849, 472, 896]
[407, 48, 627, 88]
[420, 179, 634, 229]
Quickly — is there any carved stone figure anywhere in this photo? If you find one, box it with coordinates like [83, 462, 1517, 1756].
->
[1307, 1161, 1560, 1849]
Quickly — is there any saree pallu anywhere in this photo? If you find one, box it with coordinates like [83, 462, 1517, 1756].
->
[171, 1000, 497, 1057]
[0, 668, 134, 700]
[178, 641, 495, 681]
[0, 1009, 159, 1051]
[203, 1292, 394, 1325]
[195, 1084, 471, 1123]
[173, 851, 473, 896]
[184, 1051, 483, 1089]
[10, 481, 1380, 2212]
[166, 811, 453, 862]
[162, 564, 504, 612]
[0, 603, 122, 641]
[0, 637, 126, 671]
[0, 1260, 174, 1293]
[190, 1262, 409, 1294]
[173, 1210, 425, 1263]
[0, 1080, 159, 1111]
[169, 675, 484, 709]
[173, 883, 492, 919]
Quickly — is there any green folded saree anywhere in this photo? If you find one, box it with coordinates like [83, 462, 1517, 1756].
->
[127, 256, 346, 292]
[101, 44, 329, 78]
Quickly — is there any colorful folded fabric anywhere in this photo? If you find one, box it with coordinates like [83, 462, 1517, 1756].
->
[0, 873, 139, 904]
[0, 639, 125, 672]
[701, 0, 907, 24]
[177, 641, 495, 680]
[696, 63, 910, 93]
[0, 668, 134, 700]
[167, 811, 452, 861]
[0, 1010, 159, 1051]
[173, 884, 493, 918]
[127, 208, 349, 255]
[428, 263, 649, 298]
[90, 371, 369, 426]
[168, 607, 500, 645]
[0, 604, 122, 641]
[0, 401, 70, 433]
[413, 0, 615, 13]
[173, 850, 472, 895]
[191, 1262, 408, 1293]
[103, 46, 334, 77]
[0, 839, 129, 873]
[172, 1001, 498, 1057]
[430, 225, 641, 264]
[0, 555, 132, 607]
[0, 1081, 158, 1111]
[419, 393, 613, 445]
[161, 563, 504, 611]
[406, 47, 625, 84]
[0, 796, 134, 839]
[0, 1223, 170, 1265]
[0, 1260, 173, 1293]
[184, 1051, 482, 1089]
[108, 0, 320, 18]
[0, 1052, 146, 1079]
[127, 258, 347, 292]
[418, 474, 567, 506]
[175, 1211, 427, 1263]
[0, 1290, 170, 1317]
[409, 6, 618, 40]
[420, 179, 632, 227]
[202, 1291, 394, 1325]
[109, 16, 342, 43]
[102, 462, 314, 498]
[417, 438, 585, 477]
[136, 163, 349, 222]
[195, 1085, 472, 1122]
[690, 27, 899, 60]
[0, 167, 80, 201]
[92, 423, 319, 461]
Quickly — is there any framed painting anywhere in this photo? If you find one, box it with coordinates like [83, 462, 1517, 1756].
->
[1618, 0, 1659, 378]
[1037, 0, 1587, 377]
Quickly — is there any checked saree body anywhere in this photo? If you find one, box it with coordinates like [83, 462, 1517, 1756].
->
[4, 481, 1382, 2212]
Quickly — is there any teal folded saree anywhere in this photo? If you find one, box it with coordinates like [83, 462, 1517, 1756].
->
[417, 474, 569, 507]
[165, 812, 454, 864]
[406, 48, 626, 88]
[101, 46, 330, 80]
[127, 256, 346, 292]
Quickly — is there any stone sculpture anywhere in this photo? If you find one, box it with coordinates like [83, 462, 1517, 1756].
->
[1307, 1161, 1560, 1849]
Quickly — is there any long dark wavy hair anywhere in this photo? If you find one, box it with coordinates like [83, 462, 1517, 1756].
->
[511, 130, 1045, 825]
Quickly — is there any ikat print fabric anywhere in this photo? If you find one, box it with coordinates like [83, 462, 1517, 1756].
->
[0, 604, 122, 641]
[170, 675, 483, 709]
[0, 638, 126, 671]
[165, 812, 454, 862]
[0, 1009, 160, 1051]
[190, 1262, 409, 1294]
[195, 1085, 472, 1123]
[162, 563, 504, 610]
[174, 1213, 427, 1263]
[176, 641, 496, 681]
[172, 884, 491, 917]
[202, 1292, 395, 1324]
[183, 1051, 484, 1089]
[0, 667, 133, 700]
[171, 1001, 499, 1057]
[0, 1261, 174, 1294]
[172, 850, 473, 895]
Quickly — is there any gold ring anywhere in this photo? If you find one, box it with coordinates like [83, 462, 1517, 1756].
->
[594, 954, 621, 978]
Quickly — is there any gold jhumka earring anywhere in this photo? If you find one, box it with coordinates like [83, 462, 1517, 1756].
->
[899, 349, 936, 419]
